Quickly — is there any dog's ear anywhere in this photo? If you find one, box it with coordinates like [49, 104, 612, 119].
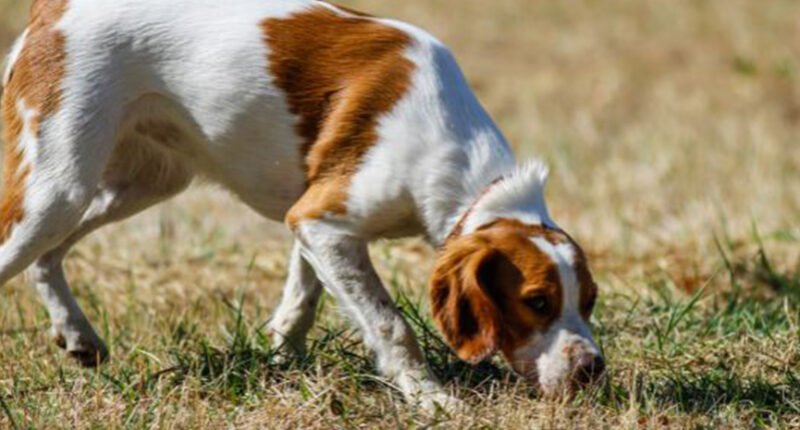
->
[430, 238, 503, 364]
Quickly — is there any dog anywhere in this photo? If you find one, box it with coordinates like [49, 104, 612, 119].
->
[1, 0, 603, 408]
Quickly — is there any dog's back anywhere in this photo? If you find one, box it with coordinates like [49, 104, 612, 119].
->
[0, 0, 491, 280]
[3, 0, 484, 221]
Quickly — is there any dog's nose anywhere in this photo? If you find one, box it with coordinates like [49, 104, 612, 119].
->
[571, 353, 605, 386]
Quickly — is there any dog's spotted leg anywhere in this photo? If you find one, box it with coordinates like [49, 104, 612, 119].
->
[27, 189, 168, 367]
[0, 121, 109, 365]
[294, 221, 461, 411]
[27, 168, 191, 366]
[26, 131, 193, 366]
[268, 242, 323, 360]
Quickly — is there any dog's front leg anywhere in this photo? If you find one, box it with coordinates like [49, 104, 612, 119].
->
[295, 221, 460, 411]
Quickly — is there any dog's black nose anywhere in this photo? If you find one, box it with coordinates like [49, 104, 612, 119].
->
[572, 353, 605, 386]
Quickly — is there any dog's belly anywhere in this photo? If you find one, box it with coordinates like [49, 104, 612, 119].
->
[205, 134, 308, 223]
[201, 128, 308, 222]
[189, 94, 307, 222]
[116, 90, 307, 222]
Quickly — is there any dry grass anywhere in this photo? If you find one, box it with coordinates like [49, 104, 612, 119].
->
[1, 0, 799, 428]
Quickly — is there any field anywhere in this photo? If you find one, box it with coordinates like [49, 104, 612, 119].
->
[1, 0, 799, 428]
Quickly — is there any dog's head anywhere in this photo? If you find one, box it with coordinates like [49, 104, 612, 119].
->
[429, 162, 603, 396]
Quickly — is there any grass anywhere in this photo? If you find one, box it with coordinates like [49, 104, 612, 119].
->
[0, 228, 797, 428]
[1, 0, 799, 428]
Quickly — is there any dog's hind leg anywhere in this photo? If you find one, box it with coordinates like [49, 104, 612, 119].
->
[267, 242, 324, 358]
[0, 107, 111, 288]
[27, 126, 194, 366]
[0, 87, 124, 364]
[3, 72, 193, 366]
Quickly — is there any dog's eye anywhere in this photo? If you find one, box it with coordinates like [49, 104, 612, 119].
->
[523, 296, 550, 314]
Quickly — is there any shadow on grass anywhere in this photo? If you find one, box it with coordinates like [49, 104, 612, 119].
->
[588, 365, 800, 419]
[156, 292, 513, 400]
[648, 370, 800, 416]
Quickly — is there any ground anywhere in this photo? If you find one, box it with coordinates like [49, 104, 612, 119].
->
[1, 0, 799, 428]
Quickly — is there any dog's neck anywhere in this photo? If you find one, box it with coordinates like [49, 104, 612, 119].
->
[420, 138, 556, 248]
[400, 43, 555, 246]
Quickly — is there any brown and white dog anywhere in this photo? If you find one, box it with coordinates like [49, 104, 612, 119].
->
[1, 0, 603, 408]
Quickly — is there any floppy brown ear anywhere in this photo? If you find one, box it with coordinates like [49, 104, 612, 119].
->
[429, 239, 503, 364]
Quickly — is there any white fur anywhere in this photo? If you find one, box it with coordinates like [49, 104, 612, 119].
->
[346, 36, 519, 244]
[512, 314, 599, 394]
[294, 220, 460, 409]
[510, 238, 600, 395]
[267, 243, 323, 358]
[54, 0, 308, 219]
[531, 237, 578, 310]
[461, 159, 556, 237]
[0, 0, 571, 407]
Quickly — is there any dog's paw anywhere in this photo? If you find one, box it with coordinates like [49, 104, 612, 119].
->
[51, 322, 109, 368]
[267, 329, 307, 365]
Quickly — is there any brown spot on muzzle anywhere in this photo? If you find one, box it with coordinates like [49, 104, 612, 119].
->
[52, 332, 67, 350]
[1, 0, 69, 243]
[261, 6, 414, 227]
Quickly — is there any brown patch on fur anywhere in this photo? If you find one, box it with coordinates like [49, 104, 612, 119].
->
[431, 218, 600, 364]
[487, 218, 598, 320]
[486, 218, 598, 320]
[572, 245, 599, 320]
[478, 218, 572, 245]
[0, 0, 69, 243]
[430, 223, 566, 363]
[261, 6, 414, 227]
[429, 236, 503, 363]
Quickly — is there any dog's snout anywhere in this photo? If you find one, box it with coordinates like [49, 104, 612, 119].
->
[572, 353, 605, 386]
